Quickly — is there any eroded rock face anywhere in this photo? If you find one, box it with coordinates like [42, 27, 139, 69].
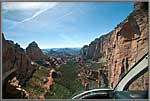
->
[26, 41, 46, 61]
[80, 2, 148, 89]
[134, 2, 148, 11]
[6, 77, 29, 99]
[2, 34, 37, 85]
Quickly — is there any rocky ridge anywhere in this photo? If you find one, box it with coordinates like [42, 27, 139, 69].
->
[26, 41, 46, 61]
[2, 33, 37, 85]
[80, 2, 148, 89]
[2, 33, 38, 98]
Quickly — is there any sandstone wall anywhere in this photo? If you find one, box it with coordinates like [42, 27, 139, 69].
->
[80, 2, 148, 89]
[2, 34, 37, 85]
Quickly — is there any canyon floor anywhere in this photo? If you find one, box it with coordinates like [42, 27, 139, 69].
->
[22, 56, 106, 99]
[23, 57, 83, 99]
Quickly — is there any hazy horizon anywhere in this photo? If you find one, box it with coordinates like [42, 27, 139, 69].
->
[41, 47, 81, 49]
[2, 2, 134, 49]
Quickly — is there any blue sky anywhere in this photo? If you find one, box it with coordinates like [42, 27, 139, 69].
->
[2, 2, 134, 49]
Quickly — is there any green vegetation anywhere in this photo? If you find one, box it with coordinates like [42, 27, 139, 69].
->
[23, 59, 84, 99]
[45, 83, 71, 99]
[32, 67, 49, 78]
[23, 67, 49, 98]
[55, 60, 84, 97]
[83, 59, 106, 70]
[23, 57, 107, 99]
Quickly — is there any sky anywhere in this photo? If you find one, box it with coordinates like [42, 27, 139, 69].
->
[2, 2, 134, 49]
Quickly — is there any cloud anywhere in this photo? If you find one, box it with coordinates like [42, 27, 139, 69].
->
[2, 2, 57, 11]
[55, 11, 73, 22]
[2, 2, 58, 29]
[20, 4, 57, 23]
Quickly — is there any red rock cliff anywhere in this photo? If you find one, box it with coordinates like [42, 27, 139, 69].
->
[80, 2, 148, 89]
[26, 41, 46, 61]
[2, 33, 37, 85]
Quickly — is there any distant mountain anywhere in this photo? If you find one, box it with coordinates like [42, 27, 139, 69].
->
[41, 48, 51, 54]
[42, 48, 81, 57]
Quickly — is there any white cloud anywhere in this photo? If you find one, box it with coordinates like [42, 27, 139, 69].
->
[2, 2, 58, 11]
[55, 11, 73, 22]
[3, 2, 58, 29]
[20, 3, 58, 23]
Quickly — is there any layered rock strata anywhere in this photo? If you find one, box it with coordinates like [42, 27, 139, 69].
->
[80, 2, 148, 89]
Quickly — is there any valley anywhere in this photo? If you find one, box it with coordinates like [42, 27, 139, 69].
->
[2, 1, 148, 99]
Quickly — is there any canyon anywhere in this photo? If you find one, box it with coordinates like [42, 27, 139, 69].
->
[2, 34, 68, 98]
[2, 2, 149, 99]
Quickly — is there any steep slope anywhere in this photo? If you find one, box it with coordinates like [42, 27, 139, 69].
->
[80, 2, 148, 89]
[2, 33, 37, 98]
[2, 33, 37, 85]
[26, 41, 46, 61]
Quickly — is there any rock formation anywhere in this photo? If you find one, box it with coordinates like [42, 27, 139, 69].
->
[6, 77, 29, 99]
[26, 41, 46, 61]
[2, 33, 37, 98]
[80, 2, 148, 90]
[2, 33, 37, 85]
